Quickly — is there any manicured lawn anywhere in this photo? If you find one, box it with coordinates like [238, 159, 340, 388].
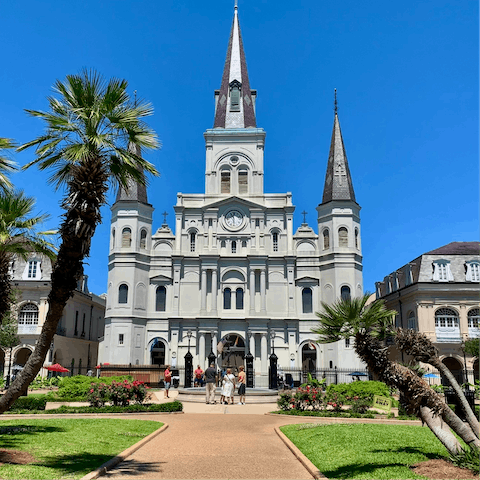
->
[281, 423, 450, 479]
[0, 418, 162, 479]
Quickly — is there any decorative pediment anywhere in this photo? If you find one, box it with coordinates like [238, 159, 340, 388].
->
[295, 276, 319, 286]
[149, 274, 172, 284]
[204, 196, 266, 211]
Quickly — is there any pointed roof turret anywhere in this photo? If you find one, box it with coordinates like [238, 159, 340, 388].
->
[321, 91, 357, 204]
[115, 143, 149, 204]
[213, 3, 257, 129]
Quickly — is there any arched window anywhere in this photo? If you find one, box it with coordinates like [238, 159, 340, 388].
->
[236, 288, 244, 309]
[231, 241, 237, 253]
[190, 232, 196, 252]
[221, 240, 226, 248]
[111, 229, 116, 249]
[355, 228, 359, 249]
[19, 304, 39, 325]
[140, 229, 147, 249]
[242, 240, 247, 248]
[156, 286, 166, 312]
[238, 171, 248, 194]
[468, 308, 479, 328]
[435, 308, 458, 328]
[221, 170, 231, 193]
[341, 286, 351, 301]
[122, 228, 132, 247]
[302, 288, 312, 314]
[407, 311, 416, 330]
[338, 227, 348, 247]
[118, 284, 128, 304]
[224, 288, 232, 309]
[323, 230, 330, 250]
[272, 232, 278, 252]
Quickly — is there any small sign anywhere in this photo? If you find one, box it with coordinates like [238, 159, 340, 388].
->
[373, 395, 392, 412]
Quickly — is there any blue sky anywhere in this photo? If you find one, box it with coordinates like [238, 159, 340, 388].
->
[1, 0, 478, 295]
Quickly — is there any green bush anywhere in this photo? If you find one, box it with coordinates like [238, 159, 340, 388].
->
[11, 395, 48, 411]
[326, 381, 391, 402]
[54, 375, 133, 400]
[449, 446, 480, 475]
[45, 401, 183, 414]
[271, 409, 375, 419]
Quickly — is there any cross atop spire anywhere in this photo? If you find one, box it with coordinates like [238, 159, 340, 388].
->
[334, 88, 338, 115]
[213, 3, 256, 129]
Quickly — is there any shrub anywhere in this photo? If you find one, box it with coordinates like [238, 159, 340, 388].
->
[55, 375, 133, 400]
[326, 381, 390, 402]
[11, 395, 48, 411]
[44, 401, 182, 414]
[386, 412, 395, 419]
[449, 446, 480, 474]
[86, 379, 151, 407]
[326, 391, 344, 413]
[300, 373, 326, 390]
[87, 383, 110, 407]
[271, 409, 375, 419]
[349, 396, 371, 414]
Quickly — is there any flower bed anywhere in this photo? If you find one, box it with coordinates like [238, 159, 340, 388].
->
[87, 379, 151, 407]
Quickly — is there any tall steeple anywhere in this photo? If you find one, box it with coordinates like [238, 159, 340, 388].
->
[115, 143, 149, 205]
[321, 92, 356, 204]
[213, 3, 257, 129]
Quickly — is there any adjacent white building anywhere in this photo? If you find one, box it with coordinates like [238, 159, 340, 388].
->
[101, 5, 365, 385]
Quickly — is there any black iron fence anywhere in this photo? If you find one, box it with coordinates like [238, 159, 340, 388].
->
[280, 368, 373, 387]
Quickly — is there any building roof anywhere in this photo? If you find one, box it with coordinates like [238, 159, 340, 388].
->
[425, 242, 480, 255]
[321, 103, 356, 205]
[213, 4, 256, 129]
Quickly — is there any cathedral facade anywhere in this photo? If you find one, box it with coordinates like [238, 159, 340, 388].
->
[100, 5, 365, 385]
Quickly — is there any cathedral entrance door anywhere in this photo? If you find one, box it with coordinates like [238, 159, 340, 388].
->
[220, 334, 245, 374]
[301, 343, 317, 380]
[150, 338, 166, 366]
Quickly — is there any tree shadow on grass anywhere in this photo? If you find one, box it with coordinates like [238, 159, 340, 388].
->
[0, 425, 64, 450]
[36, 453, 163, 478]
[322, 461, 417, 479]
[105, 458, 166, 477]
[370, 446, 445, 460]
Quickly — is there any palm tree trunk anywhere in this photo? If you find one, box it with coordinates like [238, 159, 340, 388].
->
[419, 406, 462, 455]
[0, 158, 106, 413]
[354, 334, 480, 451]
[432, 359, 479, 438]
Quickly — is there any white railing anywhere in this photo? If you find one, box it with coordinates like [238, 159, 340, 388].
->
[17, 324, 40, 335]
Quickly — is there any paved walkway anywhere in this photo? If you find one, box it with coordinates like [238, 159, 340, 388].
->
[103, 412, 314, 480]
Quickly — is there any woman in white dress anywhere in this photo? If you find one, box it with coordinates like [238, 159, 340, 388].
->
[221, 368, 236, 405]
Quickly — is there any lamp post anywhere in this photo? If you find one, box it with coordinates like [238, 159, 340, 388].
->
[269, 330, 277, 389]
[184, 330, 193, 388]
[245, 330, 254, 388]
[208, 332, 216, 368]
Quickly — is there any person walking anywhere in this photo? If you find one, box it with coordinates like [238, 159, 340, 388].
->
[164, 365, 172, 399]
[237, 365, 246, 405]
[204, 363, 217, 404]
[222, 368, 236, 405]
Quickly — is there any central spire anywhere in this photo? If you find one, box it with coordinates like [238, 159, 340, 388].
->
[213, 4, 257, 129]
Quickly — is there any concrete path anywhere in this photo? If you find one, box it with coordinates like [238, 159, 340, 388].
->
[104, 412, 314, 479]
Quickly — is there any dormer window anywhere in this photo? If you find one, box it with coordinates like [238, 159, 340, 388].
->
[432, 260, 454, 282]
[466, 261, 480, 282]
[23, 259, 42, 280]
[229, 80, 241, 112]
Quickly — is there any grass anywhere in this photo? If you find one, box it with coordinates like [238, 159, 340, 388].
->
[0, 418, 162, 479]
[280, 423, 450, 479]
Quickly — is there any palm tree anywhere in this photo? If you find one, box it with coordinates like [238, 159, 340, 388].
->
[312, 294, 480, 454]
[396, 328, 479, 437]
[0, 138, 17, 193]
[0, 190, 56, 324]
[0, 70, 159, 412]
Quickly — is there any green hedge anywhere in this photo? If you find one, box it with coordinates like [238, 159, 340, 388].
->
[11, 395, 48, 411]
[326, 381, 391, 402]
[5, 401, 183, 415]
[271, 409, 375, 419]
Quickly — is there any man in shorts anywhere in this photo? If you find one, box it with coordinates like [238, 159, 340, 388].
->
[204, 363, 217, 404]
[164, 365, 172, 399]
[237, 365, 246, 405]
[194, 365, 204, 387]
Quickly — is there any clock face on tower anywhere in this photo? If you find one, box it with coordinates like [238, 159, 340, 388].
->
[225, 210, 243, 229]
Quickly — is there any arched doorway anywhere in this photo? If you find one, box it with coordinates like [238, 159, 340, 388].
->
[302, 343, 317, 372]
[473, 359, 479, 383]
[441, 357, 463, 386]
[14, 347, 32, 373]
[150, 338, 166, 366]
[220, 334, 245, 373]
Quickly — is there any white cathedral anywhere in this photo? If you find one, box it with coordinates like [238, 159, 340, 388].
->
[100, 5, 366, 386]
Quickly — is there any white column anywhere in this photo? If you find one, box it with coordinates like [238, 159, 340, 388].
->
[249, 331, 256, 357]
[199, 332, 205, 368]
[211, 269, 218, 314]
[249, 268, 256, 313]
[201, 268, 207, 313]
[261, 333, 268, 376]
[260, 269, 267, 313]
[175, 214, 182, 253]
